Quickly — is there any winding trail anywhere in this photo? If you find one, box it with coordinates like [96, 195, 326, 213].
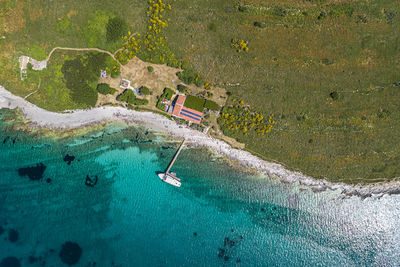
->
[46, 47, 117, 62]
[24, 77, 41, 100]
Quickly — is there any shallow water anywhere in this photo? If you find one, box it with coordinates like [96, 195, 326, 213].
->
[0, 109, 400, 266]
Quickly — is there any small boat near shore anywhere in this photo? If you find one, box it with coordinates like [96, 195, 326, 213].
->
[158, 172, 181, 187]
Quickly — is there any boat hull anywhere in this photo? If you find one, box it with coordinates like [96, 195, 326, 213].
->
[157, 173, 181, 187]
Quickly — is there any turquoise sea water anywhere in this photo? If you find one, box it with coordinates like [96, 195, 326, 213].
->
[1, 109, 400, 266]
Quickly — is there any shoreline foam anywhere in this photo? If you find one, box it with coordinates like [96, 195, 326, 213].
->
[1, 85, 399, 198]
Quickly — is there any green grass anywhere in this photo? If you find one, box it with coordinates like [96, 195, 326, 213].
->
[164, 0, 400, 184]
[183, 95, 220, 112]
[183, 95, 205, 112]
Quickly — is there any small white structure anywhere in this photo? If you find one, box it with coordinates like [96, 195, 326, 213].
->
[100, 70, 107, 78]
[120, 79, 131, 89]
[18, 55, 47, 80]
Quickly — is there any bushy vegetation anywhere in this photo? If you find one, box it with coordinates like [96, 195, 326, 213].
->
[97, 83, 116, 95]
[117, 89, 148, 105]
[147, 66, 154, 72]
[117, 89, 135, 103]
[139, 86, 151, 95]
[253, 21, 266, 28]
[56, 18, 72, 35]
[218, 100, 275, 136]
[176, 62, 204, 87]
[106, 17, 128, 42]
[231, 39, 249, 53]
[177, 84, 188, 93]
[62, 52, 111, 107]
[116, 0, 178, 66]
[156, 87, 175, 110]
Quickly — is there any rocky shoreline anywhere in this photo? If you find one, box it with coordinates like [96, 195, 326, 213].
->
[1, 85, 399, 198]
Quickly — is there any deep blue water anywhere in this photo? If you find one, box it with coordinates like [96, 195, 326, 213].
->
[1, 109, 400, 267]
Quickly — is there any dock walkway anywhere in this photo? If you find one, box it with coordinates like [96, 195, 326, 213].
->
[166, 139, 185, 174]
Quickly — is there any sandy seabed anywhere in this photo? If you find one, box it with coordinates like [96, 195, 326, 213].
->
[1, 85, 399, 198]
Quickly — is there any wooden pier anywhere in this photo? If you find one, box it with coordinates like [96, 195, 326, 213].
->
[166, 139, 185, 174]
[157, 139, 185, 187]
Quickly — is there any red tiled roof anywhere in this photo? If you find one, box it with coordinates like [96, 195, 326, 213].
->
[172, 95, 203, 124]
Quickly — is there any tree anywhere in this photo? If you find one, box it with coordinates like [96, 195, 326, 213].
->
[117, 89, 136, 103]
[177, 84, 187, 93]
[330, 91, 339, 101]
[147, 66, 154, 72]
[139, 86, 151, 95]
[97, 83, 116, 95]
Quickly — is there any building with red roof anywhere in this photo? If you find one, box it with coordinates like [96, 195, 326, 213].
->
[172, 95, 203, 124]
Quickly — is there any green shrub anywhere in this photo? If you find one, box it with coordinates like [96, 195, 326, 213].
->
[106, 17, 128, 42]
[147, 66, 154, 72]
[322, 58, 334, 65]
[194, 76, 205, 87]
[133, 98, 149, 105]
[177, 84, 187, 93]
[176, 61, 204, 87]
[117, 89, 136, 103]
[253, 21, 267, 28]
[96, 83, 116, 95]
[204, 100, 220, 111]
[110, 69, 120, 78]
[238, 5, 248, 12]
[56, 18, 71, 34]
[208, 22, 217, 32]
[139, 86, 151, 95]
[330, 91, 339, 100]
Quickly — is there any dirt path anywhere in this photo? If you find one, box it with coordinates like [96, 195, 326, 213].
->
[46, 47, 117, 62]
[24, 77, 41, 99]
[45, 33, 138, 62]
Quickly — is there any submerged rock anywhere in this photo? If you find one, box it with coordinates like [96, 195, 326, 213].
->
[85, 175, 98, 187]
[63, 154, 75, 165]
[0, 257, 20, 267]
[217, 248, 225, 258]
[8, 229, 18, 242]
[193, 232, 197, 236]
[28, 256, 38, 264]
[59, 242, 82, 265]
[46, 178, 52, 183]
[18, 163, 46, 181]
[224, 237, 230, 247]
[0, 226, 4, 235]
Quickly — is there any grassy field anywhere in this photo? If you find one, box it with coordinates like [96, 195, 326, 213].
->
[0, 0, 147, 101]
[164, 0, 400, 183]
[1, 0, 400, 184]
